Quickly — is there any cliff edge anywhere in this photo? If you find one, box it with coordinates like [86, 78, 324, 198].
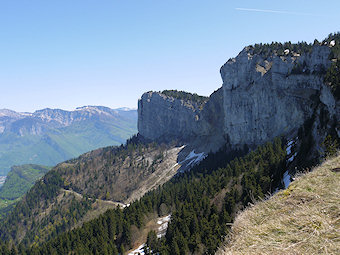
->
[138, 38, 339, 157]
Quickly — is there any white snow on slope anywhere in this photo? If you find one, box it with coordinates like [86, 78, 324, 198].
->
[286, 138, 298, 162]
[128, 244, 145, 255]
[283, 170, 291, 188]
[171, 163, 179, 169]
[180, 150, 206, 167]
[286, 140, 294, 155]
[157, 214, 171, 238]
[128, 214, 171, 254]
[0, 176, 6, 187]
[288, 152, 297, 162]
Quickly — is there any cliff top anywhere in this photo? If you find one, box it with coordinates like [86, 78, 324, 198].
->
[160, 90, 208, 105]
[217, 153, 340, 255]
[244, 32, 339, 58]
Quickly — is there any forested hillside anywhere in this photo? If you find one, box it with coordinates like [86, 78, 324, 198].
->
[0, 165, 51, 200]
[0, 34, 339, 255]
[0, 136, 183, 247]
[17, 138, 287, 254]
[0, 164, 51, 219]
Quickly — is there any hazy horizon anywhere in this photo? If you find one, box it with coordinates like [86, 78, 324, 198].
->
[0, 105, 138, 113]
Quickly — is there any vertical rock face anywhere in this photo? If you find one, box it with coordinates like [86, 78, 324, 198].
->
[138, 91, 205, 142]
[138, 44, 338, 152]
[220, 45, 334, 147]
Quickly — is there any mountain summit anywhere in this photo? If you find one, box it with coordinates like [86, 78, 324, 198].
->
[0, 34, 339, 255]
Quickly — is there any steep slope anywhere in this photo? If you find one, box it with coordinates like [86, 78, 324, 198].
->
[1, 34, 339, 254]
[0, 164, 51, 219]
[0, 164, 51, 200]
[0, 136, 186, 246]
[138, 90, 208, 142]
[138, 34, 340, 158]
[217, 154, 340, 255]
[0, 106, 137, 175]
[0, 176, 5, 187]
[23, 138, 287, 254]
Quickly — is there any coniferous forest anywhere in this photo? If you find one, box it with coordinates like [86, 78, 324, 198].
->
[2, 138, 287, 255]
[0, 33, 339, 255]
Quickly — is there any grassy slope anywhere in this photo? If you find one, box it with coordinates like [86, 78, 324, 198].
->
[217, 154, 340, 255]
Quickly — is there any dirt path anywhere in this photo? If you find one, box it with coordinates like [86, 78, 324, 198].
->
[61, 188, 128, 208]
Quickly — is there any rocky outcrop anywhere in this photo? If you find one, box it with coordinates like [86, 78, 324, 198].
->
[138, 92, 205, 142]
[138, 44, 339, 153]
[221, 45, 334, 147]
[138, 89, 225, 145]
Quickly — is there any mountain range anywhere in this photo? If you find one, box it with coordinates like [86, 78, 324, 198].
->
[0, 106, 137, 175]
[0, 33, 339, 254]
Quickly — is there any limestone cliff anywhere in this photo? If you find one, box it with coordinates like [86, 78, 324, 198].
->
[137, 91, 206, 142]
[138, 42, 339, 155]
[221, 45, 335, 147]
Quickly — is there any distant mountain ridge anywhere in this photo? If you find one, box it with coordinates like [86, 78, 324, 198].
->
[0, 106, 137, 175]
[0, 34, 339, 254]
[0, 106, 137, 135]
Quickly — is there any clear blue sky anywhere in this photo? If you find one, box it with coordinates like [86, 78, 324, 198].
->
[1, 0, 339, 112]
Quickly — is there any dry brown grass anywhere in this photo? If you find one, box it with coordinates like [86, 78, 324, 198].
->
[217, 154, 340, 255]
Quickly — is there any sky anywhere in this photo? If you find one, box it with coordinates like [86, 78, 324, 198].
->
[0, 0, 339, 112]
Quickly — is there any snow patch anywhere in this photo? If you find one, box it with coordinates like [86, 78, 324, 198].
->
[157, 214, 171, 238]
[330, 40, 336, 47]
[286, 139, 295, 155]
[0, 176, 6, 187]
[128, 244, 145, 255]
[286, 138, 298, 162]
[284, 49, 290, 54]
[121, 203, 130, 208]
[129, 215, 171, 254]
[283, 171, 291, 188]
[116, 107, 137, 111]
[171, 163, 179, 169]
[288, 152, 297, 162]
[180, 150, 206, 167]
